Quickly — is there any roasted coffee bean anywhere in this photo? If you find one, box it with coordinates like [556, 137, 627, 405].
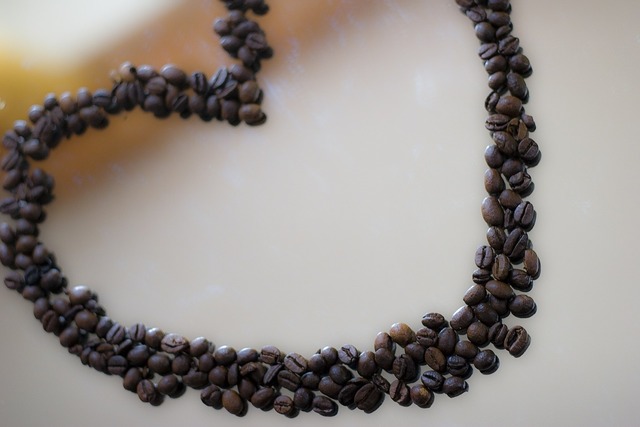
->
[496, 95, 523, 118]
[389, 380, 411, 406]
[126, 344, 150, 367]
[201, 384, 223, 407]
[499, 189, 523, 210]
[320, 347, 338, 366]
[484, 168, 505, 195]
[410, 384, 434, 408]
[503, 227, 528, 261]
[488, 323, 508, 348]
[356, 350, 378, 378]
[33, 297, 50, 320]
[128, 323, 146, 343]
[488, 294, 510, 317]
[160, 64, 186, 87]
[463, 284, 486, 306]
[492, 131, 517, 157]
[473, 302, 500, 326]
[421, 370, 444, 392]
[147, 353, 171, 375]
[523, 248, 541, 279]
[235, 347, 258, 365]
[183, 368, 209, 389]
[478, 42, 498, 60]
[136, 379, 158, 403]
[424, 347, 446, 373]
[415, 327, 438, 347]
[338, 344, 359, 367]
[284, 352, 308, 374]
[226, 362, 240, 386]
[318, 376, 342, 399]
[123, 367, 143, 392]
[307, 353, 327, 373]
[222, 389, 245, 416]
[75, 310, 98, 332]
[209, 365, 229, 387]
[518, 138, 541, 167]
[475, 22, 496, 42]
[405, 342, 426, 364]
[481, 196, 504, 226]
[263, 362, 283, 384]
[354, 382, 383, 413]
[374, 331, 395, 351]
[455, 340, 479, 360]
[301, 371, 321, 389]
[509, 294, 537, 318]
[501, 158, 524, 179]
[498, 35, 520, 56]
[474, 349, 500, 374]
[450, 305, 474, 332]
[492, 253, 512, 281]
[487, 71, 507, 91]
[329, 364, 353, 385]
[250, 387, 275, 409]
[238, 104, 265, 125]
[389, 323, 415, 347]
[186, 337, 209, 358]
[442, 376, 468, 398]
[144, 327, 164, 349]
[514, 201, 536, 231]
[466, 321, 490, 346]
[59, 325, 80, 348]
[465, 5, 486, 22]
[260, 344, 281, 365]
[392, 354, 418, 381]
[374, 348, 395, 371]
[0, 243, 15, 266]
[486, 279, 514, 300]
[312, 395, 338, 416]
[509, 268, 533, 291]
[504, 325, 530, 357]
[277, 369, 301, 391]
[157, 374, 184, 398]
[105, 323, 126, 345]
[421, 312, 447, 331]
[437, 327, 458, 356]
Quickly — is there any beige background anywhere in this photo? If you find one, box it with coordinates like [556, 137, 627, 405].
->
[0, 1, 638, 426]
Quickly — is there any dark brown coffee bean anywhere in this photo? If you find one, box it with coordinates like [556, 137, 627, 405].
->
[277, 369, 301, 391]
[144, 327, 164, 349]
[222, 389, 245, 416]
[499, 189, 522, 210]
[136, 379, 157, 403]
[356, 351, 378, 378]
[421, 312, 447, 331]
[354, 382, 383, 413]
[201, 384, 223, 407]
[186, 336, 209, 357]
[161, 333, 189, 354]
[374, 348, 394, 371]
[463, 284, 486, 306]
[498, 35, 520, 56]
[455, 340, 479, 360]
[481, 196, 504, 226]
[484, 168, 505, 195]
[509, 268, 533, 291]
[410, 384, 434, 408]
[122, 367, 143, 392]
[450, 305, 474, 332]
[486, 279, 514, 300]
[488, 323, 508, 348]
[488, 71, 506, 91]
[374, 331, 395, 351]
[147, 353, 171, 375]
[284, 352, 308, 374]
[393, 354, 418, 382]
[438, 327, 458, 356]
[473, 302, 500, 326]
[338, 344, 359, 367]
[260, 345, 281, 365]
[509, 294, 537, 318]
[442, 376, 469, 398]
[329, 364, 352, 385]
[127, 345, 150, 367]
[75, 310, 98, 332]
[389, 323, 415, 347]
[226, 362, 240, 386]
[318, 376, 342, 399]
[424, 346, 446, 373]
[388, 380, 411, 406]
[157, 374, 184, 398]
[504, 325, 530, 357]
[466, 321, 490, 346]
[250, 387, 275, 409]
[312, 395, 338, 416]
[209, 365, 229, 387]
[405, 342, 426, 364]
[415, 327, 438, 347]
[421, 370, 444, 392]
[492, 253, 512, 281]
[474, 349, 500, 374]
[503, 227, 528, 261]
[475, 22, 496, 42]
[307, 353, 327, 373]
[523, 249, 541, 279]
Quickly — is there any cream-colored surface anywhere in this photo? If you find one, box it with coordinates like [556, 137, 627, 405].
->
[0, 1, 638, 426]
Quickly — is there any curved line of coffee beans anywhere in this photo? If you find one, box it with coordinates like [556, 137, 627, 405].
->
[0, 0, 541, 418]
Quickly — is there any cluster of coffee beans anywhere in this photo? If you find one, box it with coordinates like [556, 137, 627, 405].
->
[0, 0, 540, 418]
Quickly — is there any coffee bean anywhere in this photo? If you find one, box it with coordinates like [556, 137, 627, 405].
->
[354, 382, 383, 413]
[157, 374, 184, 398]
[312, 395, 337, 416]
[492, 253, 512, 281]
[338, 344, 359, 367]
[387, 380, 410, 406]
[421, 312, 447, 331]
[75, 310, 98, 332]
[277, 369, 301, 391]
[518, 137, 541, 166]
[466, 321, 490, 346]
[259, 345, 281, 365]
[250, 387, 275, 409]
[424, 346, 446, 373]
[318, 376, 342, 399]
[509, 294, 537, 318]
[415, 327, 438, 347]
[410, 384, 434, 408]
[504, 325, 530, 357]
[475, 22, 496, 42]
[442, 376, 469, 398]
[392, 354, 418, 381]
[284, 352, 308, 374]
[123, 367, 143, 392]
[200, 384, 223, 407]
[450, 305, 474, 332]
[356, 350, 378, 378]
[488, 323, 508, 349]
[455, 340, 479, 360]
[222, 389, 246, 416]
[514, 201, 536, 230]
[523, 248, 541, 279]
[159, 333, 189, 354]
[465, 6, 486, 22]
[481, 196, 504, 226]
[474, 349, 500, 374]
[473, 302, 500, 326]
[498, 35, 520, 56]
[329, 364, 353, 385]
[374, 348, 394, 371]
[486, 279, 514, 300]
[421, 370, 444, 392]
[388, 322, 415, 347]
[503, 227, 529, 261]
[144, 327, 164, 349]
[509, 268, 533, 291]
[463, 284, 486, 306]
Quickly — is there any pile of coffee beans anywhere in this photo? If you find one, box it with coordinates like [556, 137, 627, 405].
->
[0, 0, 540, 418]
